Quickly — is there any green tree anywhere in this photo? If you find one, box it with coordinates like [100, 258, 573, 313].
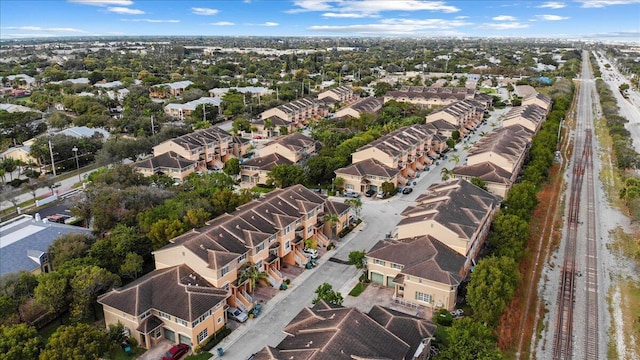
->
[503, 181, 539, 220]
[39, 323, 111, 360]
[0, 323, 44, 360]
[312, 282, 344, 306]
[381, 181, 395, 196]
[450, 154, 461, 166]
[451, 130, 461, 142]
[223, 157, 241, 176]
[466, 256, 520, 327]
[267, 164, 307, 188]
[489, 212, 529, 261]
[148, 219, 184, 250]
[48, 233, 93, 269]
[34, 272, 69, 323]
[333, 176, 345, 192]
[237, 263, 270, 291]
[348, 250, 367, 269]
[119, 252, 143, 280]
[438, 318, 503, 360]
[323, 213, 340, 238]
[70, 266, 120, 321]
[470, 177, 488, 191]
[440, 167, 454, 181]
[344, 197, 362, 218]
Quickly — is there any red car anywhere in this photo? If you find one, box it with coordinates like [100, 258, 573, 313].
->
[162, 343, 189, 360]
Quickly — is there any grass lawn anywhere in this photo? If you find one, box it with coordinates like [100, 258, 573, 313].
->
[186, 353, 213, 360]
[348, 282, 368, 297]
[110, 347, 145, 360]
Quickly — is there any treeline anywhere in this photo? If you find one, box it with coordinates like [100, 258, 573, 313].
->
[0, 166, 257, 359]
[433, 78, 575, 359]
[590, 55, 640, 221]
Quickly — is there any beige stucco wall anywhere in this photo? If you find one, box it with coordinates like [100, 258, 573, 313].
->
[395, 220, 467, 256]
[153, 141, 195, 160]
[503, 118, 537, 132]
[352, 148, 395, 169]
[466, 152, 516, 173]
[259, 144, 298, 163]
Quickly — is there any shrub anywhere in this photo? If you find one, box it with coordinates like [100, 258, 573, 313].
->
[435, 309, 453, 326]
[195, 326, 232, 353]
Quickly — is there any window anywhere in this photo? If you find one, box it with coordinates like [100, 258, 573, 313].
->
[222, 282, 230, 291]
[217, 317, 222, 324]
[192, 310, 212, 327]
[198, 329, 209, 343]
[415, 292, 433, 304]
[159, 311, 171, 320]
[307, 225, 314, 235]
[255, 260, 263, 271]
[285, 241, 291, 251]
[256, 242, 265, 253]
[237, 253, 247, 264]
[373, 259, 386, 266]
[176, 318, 188, 327]
[152, 328, 161, 339]
[284, 224, 292, 234]
[220, 266, 229, 277]
[268, 235, 277, 243]
[391, 263, 403, 270]
[140, 310, 151, 320]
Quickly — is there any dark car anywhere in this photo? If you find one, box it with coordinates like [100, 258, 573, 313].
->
[365, 189, 376, 197]
[402, 187, 413, 194]
[162, 343, 189, 360]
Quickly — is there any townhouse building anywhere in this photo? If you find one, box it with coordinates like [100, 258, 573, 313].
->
[317, 85, 357, 104]
[366, 235, 467, 310]
[334, 96, 384, 119]
[522, 92, 552, 112]
[153, 127, 234, 170]
[394, 180, 498, 271]
[240, 153, 293, 186]
[253, 300, 436, 360]
[350, 124, 437, 187]
[503, 104, 548, 133]
[131, 151, 198, 184]
[98, 265, 228, 350]
[425, 99, 485, 137]
[258, 133, 318, 164]
[384, 86, 476, 108]
[151, 185, 350, 319]
[334, 158, 399, 194]
[257, 98, 327, 137]
[164, 97, 222, 121]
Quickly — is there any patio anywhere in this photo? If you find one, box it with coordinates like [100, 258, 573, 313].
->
[343, 283, 434, 320]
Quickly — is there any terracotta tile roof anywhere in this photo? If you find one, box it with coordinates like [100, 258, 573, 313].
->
[263, 133, 318, 154]
[241, 153, 293, 171]
[98, 265, 227, 321]
[467, 126, 530, 163]
[132, 151, 196, 171]
[253, 300, 434, 360]
[452, 162, 514, 185]
[161, 127, 232, 151]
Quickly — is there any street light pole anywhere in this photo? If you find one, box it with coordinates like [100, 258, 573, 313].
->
[48, 138, 56, 177]
[72, 146, 81, 183]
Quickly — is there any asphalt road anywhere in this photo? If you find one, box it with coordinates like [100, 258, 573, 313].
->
[209, 108, 508, 359]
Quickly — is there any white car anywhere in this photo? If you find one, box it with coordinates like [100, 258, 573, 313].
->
[302, 248, 319, 259]
[227, 306, 248, 322]
[376, 192, 385, 199]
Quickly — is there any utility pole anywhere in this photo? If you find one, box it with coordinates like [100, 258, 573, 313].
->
[151, 116, 155, 135]
[203, 104, 207, 123]
[48, 137, 56, 177]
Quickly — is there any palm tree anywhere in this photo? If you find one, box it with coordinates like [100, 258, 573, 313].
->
[333, 177, 345, 193]
[450, 154, 461, 166]
[238, 263, 270, 291]
[323, 213, 340, 238]
[344, 197, 362, 219]
[264, 118, 275, 137]
[440, 167, 454, 181]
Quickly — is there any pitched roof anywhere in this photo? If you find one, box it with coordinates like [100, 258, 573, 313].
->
[386, 86, 476, 102]
[253, 300, 434, 360]
[132, 151, 196, 171]
[398, 180, 497, 240]
[97, 264, 227, 321]
[241, 153, 293, 171]
[160, 127, 232, 151]
[367, 235, 466, 286]
[356, 124, 436, 157]
[335, 158, 399, 179]
[467, 126, 530, 163]
[452, 162, 514, 185]
[263, 133, 318, 154]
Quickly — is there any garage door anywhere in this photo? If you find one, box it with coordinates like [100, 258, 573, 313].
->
[164, 328, 175, 342]
[386, 276, 396, 288]
[179, 334, 191, 346]
[370, 272, 383, 285]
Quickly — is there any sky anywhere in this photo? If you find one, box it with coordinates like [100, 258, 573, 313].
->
[0, 0, 639, 41]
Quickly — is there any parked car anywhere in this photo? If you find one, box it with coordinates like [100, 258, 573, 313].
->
[162, 343, 189, 360]
[227, 306, 249, 323]
[302, 248, 319, 259]
[344, 190, 360, 198]
[450, 309, 464, 318]
[402, 187, 413, 194]
[376, 192, 385, 199]
[365, 189, 376, 197]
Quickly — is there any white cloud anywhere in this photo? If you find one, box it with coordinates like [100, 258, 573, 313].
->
[482, 22, 529, 30]
[191, 7, 219, 15]
[68, 0, 133, 6]
[322, 12, 378, 18]
[455, 15, 469, 19]
[261, 22, 279, 26]
[288, 0, 459, 15]
[107, 7, 144, 14]
[492, 15, 517, 21]
[535, 14, 570, 20]
[309, 17, 471, 35]
[578, 0, 640, 7]
[210, 21, 235, 26]
[537, 2, 567, 8]
[122, 18, 180, 23]
[3, 26, 86, 33]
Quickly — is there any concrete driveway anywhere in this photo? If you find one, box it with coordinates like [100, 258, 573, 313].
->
[136, 340, 190, 360]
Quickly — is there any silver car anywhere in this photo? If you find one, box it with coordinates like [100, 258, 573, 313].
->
[227, 306, 248, 323]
